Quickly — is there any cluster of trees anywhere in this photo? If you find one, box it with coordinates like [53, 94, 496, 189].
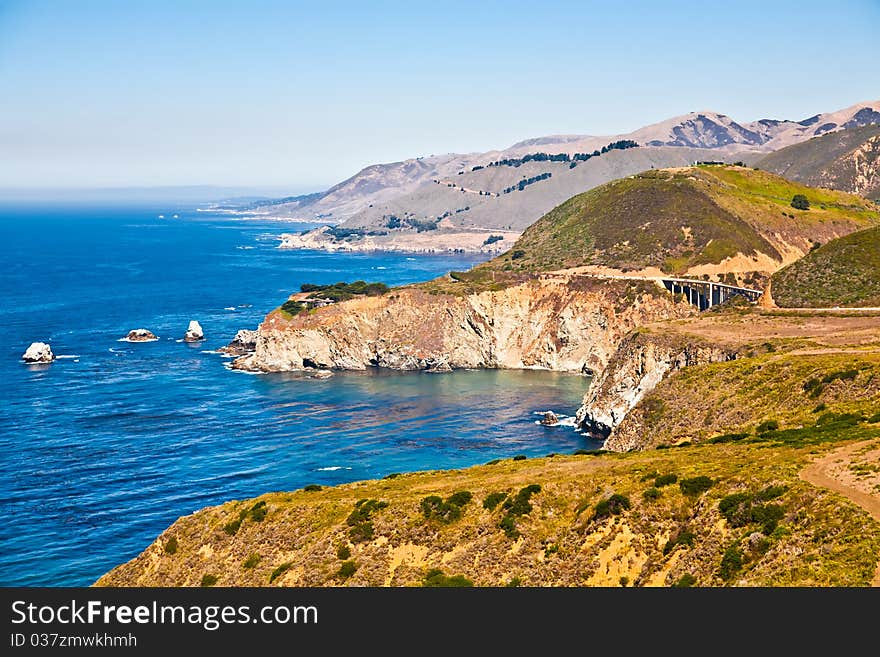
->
[503, 172, 552, 193]
[300, 280, 390, 301]
[327, 227, 387, 239]
[479, 139, 639, 170]
[384, 214, 441, 232]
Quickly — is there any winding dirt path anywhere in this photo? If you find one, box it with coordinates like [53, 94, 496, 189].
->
[800, 440, 880, 586]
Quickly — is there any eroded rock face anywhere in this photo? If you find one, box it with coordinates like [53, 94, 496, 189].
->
[231, 277, 694, 376]
[22, 342, 54, 363]
[124, 329, 158, 342]
[219, 329, 258, 356]
[575, 332, 737, 451]
[184, 320, 204, 342]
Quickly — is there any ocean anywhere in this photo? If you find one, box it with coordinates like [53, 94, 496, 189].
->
[0, 204, 597, 586]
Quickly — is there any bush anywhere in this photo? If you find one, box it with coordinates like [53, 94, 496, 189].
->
[383, 472, 401, 479]
[423, 568, 474, 587]
[751, 503, 785, 534]
[672, 573, 697, 588]
[200, 574, 218, 587]
[654, 473, 678, 487]
[719, 492, 754, 527]
[719, 545, 743, 580]
[791, 194, 810, 210]
[483, 491, 508, 511]
[511, 250, 526, 260]
[708, 433, 748, 444]
[506, 577, 522, 587]
[500, 515, 520, 539]
[679, 476, 713, 496]
[421, 491, 472, 523]
[243, 553, 261, 569]
[303, 484, 322, 492]
[348, 521, 374, 543]
[336, 545, 351, 560]
[223, 519, 241, 535]
[269, 562, 292, 583]
[756, 419, 779, 434]
[642, 487, 662, 501]
[663, 528, 696, 555]
[593, 493, 631, 520]
[164, 536, 178, 554]
[755, 485, 787, 501]
[337, 560, 358, 581]
[512, 454, 527, 461]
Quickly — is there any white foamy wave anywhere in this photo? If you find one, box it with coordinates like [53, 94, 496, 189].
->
[236, 245, 255, 250]
[116, 337, 159, 343]
[375, 266, 387, 270]
[532, 411, 579, 428]
[223, 306, 236, 311]
[55, 354, 80, 359]
[223, 362, 266, 374]
[316, 466, 352, 472]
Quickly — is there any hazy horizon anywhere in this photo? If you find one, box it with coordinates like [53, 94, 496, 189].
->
[2, 0, 879, 194]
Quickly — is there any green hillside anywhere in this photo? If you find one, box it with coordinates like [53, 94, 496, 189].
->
[771, 225, 880, 308]
[756, 124, 880, 199]
[488, 166, 879, 275]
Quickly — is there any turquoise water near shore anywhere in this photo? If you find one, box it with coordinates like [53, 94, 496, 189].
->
[0, 205, 596, 586]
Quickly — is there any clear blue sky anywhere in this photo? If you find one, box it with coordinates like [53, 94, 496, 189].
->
[1, 0, 878, 192]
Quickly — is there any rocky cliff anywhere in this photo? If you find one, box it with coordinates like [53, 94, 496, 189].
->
[232, 276, 694, 377]
[575, 331, 738, 450]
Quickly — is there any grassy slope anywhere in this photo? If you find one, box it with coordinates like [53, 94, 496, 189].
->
[755, 124, 880, 194]
[482, 166, 878, 276]
[97, 431, 880, 587]
[771, 225, 880, 307]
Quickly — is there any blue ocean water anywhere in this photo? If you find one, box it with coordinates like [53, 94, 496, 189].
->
[0, 205, 596, 586]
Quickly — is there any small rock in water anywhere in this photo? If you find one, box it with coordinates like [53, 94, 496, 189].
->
[22, 342, 55, 363]
[540, 411, 559, 426]
[311, 369, 333, 379]
[184, 320, 204, 342]
[125, 329, 158, 342]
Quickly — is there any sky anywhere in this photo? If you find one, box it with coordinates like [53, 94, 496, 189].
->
[1, 0, 878, 194]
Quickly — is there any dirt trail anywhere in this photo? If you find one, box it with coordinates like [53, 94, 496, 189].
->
[800, 441, 880, 586]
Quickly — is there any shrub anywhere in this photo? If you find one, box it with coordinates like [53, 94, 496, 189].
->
[719, 492, 754, 527]
[421, 491, 472, 523]
[511, 250, 526, 260]
[485, 459, 501, 465]
[243, 553, 261, 569]
[303, 484, 323, 492]
[500, 515, 520, 539]
[619, 576, 629, 587]
[679, 476, 713, 496]
[751, 503, 785, 534]
[337, 560, 358, 581]
[502, 484, 541, 516]
[512, 454, 527, 461]
[756, 419, 779, 434]
[869, 412, 880, 424]
[573, 449, 607, 456]
[483, 491, 508, 511]
[593, 493, 631, 520]
[812, 403, 827, 413]
[663, 528, 696, 555]
[790, 194, 810, 210]
[708, 433, 748, 444]
[200, 574, 218, 587]
[654, 473, 678, 487]
[423, 568, 474, 587]
[382, 473, 401, 479]
[755, 485, 787, 501]
[164, 536, 178, 554]
[672, 573, 697, 588]
[348, 521, 374, 543]
[719, 545, 743, 580]
[336, 545, 351, 560]
[506, 577, 522, 587]
[269, 562, 292, 583]
[642, 487, 662, 501]
[640, 471, 660, 482]
[223, 519, 241, 535]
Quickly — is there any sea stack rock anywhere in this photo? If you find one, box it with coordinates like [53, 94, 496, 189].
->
[219, 329, 258, 355]
[540, 411, 559, 426]
[184, 320, 204, 342]
[125, 329, 158, 342]
[22, 342, 55, 363]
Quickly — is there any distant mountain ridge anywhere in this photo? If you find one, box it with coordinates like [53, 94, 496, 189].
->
[756, 124, 880, 200]
[250, 101, 880, 246]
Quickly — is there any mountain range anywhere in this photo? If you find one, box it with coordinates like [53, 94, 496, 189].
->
[247, 101, 880, 251]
